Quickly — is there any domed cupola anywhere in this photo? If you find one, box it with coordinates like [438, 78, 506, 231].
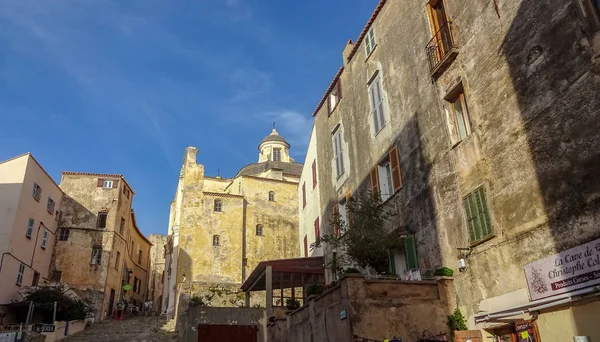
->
[258, 127, 292, 163]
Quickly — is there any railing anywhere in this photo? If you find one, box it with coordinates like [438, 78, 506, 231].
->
[425, 21, 457, 72]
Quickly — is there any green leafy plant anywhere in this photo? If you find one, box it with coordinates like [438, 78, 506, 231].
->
[447, 308, 468, 335]
[6, 286, 91, 323]
[188, 295, 207, 307]
[306, 283, 325, 297]
[285, 298, 300, 310]
[312, 191, 401, 274]
[434, 267, 454, 277]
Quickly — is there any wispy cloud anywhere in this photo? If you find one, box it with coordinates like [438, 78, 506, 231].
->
[229, 68, 274, 101]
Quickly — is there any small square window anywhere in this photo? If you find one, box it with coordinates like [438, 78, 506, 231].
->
[327, 80, 342, 114]
[273, 148, 281, 162]
[364, 27, 376, 57]
[445, 85, 472, 142]
[32, 183, 42, 201]
[32, 272, 40, 286]
[256, 224, 263, 236]
[103, 180, 113, 188]
[41, 231, 48, 249]
[58, 228, 70, 241]
[214, 199, 222, 212]
[268, 191, 275, 202]
[46, 197, 55, 214]
[26, 218, 34, 238]
[213, 235, 220, 246]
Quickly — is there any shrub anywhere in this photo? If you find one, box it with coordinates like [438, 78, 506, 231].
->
[344, 268, 360, 274]
[306, 283, 325, 297]
[434, 267, 454, 277]
[285, 298, 300, 310]
[7, 286, 91, 323]
[188, 295, 207, 307]
[447, 308, 468, 333]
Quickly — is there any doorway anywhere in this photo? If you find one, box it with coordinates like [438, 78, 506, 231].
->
[108, 288, 115, 316]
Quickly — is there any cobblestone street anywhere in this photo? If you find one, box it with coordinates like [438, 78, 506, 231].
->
[62, 316, 178, 342]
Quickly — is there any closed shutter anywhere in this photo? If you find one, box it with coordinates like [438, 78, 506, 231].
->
[388, 250, 396, 275]
[337, 79, 342, 99]
[333, 203, 340, 237]
[312, 160, 317, 188]
[389, 146, 402, 192]
[370, 167, 379, 196]
[97, 178, 104, 187]
[113, 179, 119, 188]
[405, 236, 418, 269]
[327, 95, 332, 114]
[463, 195, 477, 243]
[337, 132, 344, 175]
[304, 236, 308, 257]
[302, 183, 306, 208]
[369, 84, 379, 132]
[314, 217, 320, 240]
[375, 77, 385, 128]
[475, 188, 492, 238]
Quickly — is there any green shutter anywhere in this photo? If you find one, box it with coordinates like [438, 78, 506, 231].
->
[405, 236, 418, 270]
[463, 187, 493, 244]
[388, 250, 396, 275]
[475, 188, 492, 237]
[463, 195, 477, 242]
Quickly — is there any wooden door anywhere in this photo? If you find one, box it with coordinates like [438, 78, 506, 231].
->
[108, 289, 115, 315]
[198, 324, 258, 342]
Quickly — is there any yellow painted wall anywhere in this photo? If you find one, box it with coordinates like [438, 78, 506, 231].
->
[536, 300, 600, 342]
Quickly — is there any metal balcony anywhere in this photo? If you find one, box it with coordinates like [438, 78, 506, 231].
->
[425, 21, 459, 79]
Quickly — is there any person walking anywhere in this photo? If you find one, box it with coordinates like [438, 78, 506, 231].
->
[116, 301, 125, 321]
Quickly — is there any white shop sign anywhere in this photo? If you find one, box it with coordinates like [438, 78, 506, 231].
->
[524, 237, 600, 301]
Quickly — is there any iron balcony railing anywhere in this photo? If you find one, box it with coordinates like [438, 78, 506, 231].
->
[425, 21, 457, 72]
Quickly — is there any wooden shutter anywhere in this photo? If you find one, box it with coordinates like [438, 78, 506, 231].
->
[370, 167, 379, 195]
[333, 203, 340, 237]
[463, 194, 478, 242]
[97, 178, 103, 187]
[314, 217, 320, 240]
[113, 179, 119, 188]
[302, 183, 306, 208]
[388, 250, 396, 275]
[337, 79, 342, 99]
[475, 188, 492, 238]
[304, 236, 308, 257]
[389, 146, 402, 192]
[405, 236, 418, 269]
[327, 95, 332, 114]
[312, 160, 317, 189]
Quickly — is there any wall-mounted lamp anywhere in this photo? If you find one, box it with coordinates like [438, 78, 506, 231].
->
[457, 247, 472, 272]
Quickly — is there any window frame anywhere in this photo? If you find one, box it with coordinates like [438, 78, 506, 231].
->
[97, 211, 108, 228]
[17, 263, 25, 286]
[256, 224, 263, 236]
[273, 148, 282, 162]
[102, 180, 113, 189]
[138, 250, 142, 264]
[327, 79, 343, 114]
[311, 160, 317, 189]
[364, 26, 376, 57]
[368, 73, 386, 135]
[120, 217, 126, 235]
[214, 199, 223, 212]
[58, 228, 70, 241]
[26, 218, 34, 239]
[41, 230, 48, 249]
[332, 128, 345, 178]
[302, 183, 306, 209]
[32, 183, 42, 202]
[444, 83, 472, 143]
[115, 251, 121, 270]
[377, 159, 394, 202]
[32, 272, 40, 286]
[46, 197, 55, 214]
[463, 186, 494, 245]
[213, 234, 220, 246]
[91, 246, 103, 265]
[268, 191, 275, 202]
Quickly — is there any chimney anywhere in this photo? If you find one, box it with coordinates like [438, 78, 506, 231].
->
[342, 39, 355, 65]
[183, 146, 199, 166]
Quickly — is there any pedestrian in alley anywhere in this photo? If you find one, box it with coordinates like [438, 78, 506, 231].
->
[116, 301, 125, 321]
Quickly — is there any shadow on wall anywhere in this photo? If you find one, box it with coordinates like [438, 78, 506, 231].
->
[501, 0, 600, 336]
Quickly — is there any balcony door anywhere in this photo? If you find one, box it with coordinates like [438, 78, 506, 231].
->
[427, 0, 452, 57]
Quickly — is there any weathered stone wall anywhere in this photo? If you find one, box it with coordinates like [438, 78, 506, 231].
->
[312, 0, 600, 331]
[269, 275, 453, 342]
[148, 234, 167, 312]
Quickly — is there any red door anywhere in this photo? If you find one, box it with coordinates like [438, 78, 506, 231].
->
[198, 324, 258, 342]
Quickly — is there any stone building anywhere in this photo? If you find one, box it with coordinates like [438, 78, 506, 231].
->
[148, 233, 167, 313]
[308, 0, 600, 340]
[164, 129, 301, 317]
[298, 125, 323, 258]
[0, 153, 63, 322]
[53, 172, 152, 321]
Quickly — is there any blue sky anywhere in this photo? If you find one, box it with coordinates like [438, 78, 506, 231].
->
[0, 0, 377, 236]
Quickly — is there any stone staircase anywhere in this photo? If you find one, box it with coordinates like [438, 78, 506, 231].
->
[61, 316, 178, 342]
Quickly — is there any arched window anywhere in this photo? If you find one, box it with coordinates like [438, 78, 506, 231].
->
[268, 191, 275, 202]
[213, 235, 220, 246]
[256, 224, 263, 236]
[214, 199, 222, 212]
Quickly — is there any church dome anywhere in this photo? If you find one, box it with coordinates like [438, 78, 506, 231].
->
[258, 128, 290, 150]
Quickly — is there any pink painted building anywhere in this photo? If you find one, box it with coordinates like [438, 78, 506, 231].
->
[0, 153, 63, 318]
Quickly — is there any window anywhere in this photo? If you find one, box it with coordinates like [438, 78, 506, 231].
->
[312, 160, 317, 189]
[268, 191, 275, 202]
[55, 210, 60, 222]
[32, 183, 42, 201]
[51, 271, 62, 283]
[327, 80, 342, 114]
[46, 197, 55, 214]
[103, 180, 113, 188]
[256, 224, 263, 236]
[302, 183, 306, 209]
[16, 263, 25, 286]
[370, 146, 403, 202]
[133, 276, 139, 292]
[334, 199, 348, 237]
[214, 199, 222, 212]
[364, 26, 376, 56]
[138, 250, 142, 264]
[314, 217, 320, 241]
[26, 218, 34, 238]
[120, 217, 125, 235]
[32, 272, 40, 286]
[369, 74, 386, 134]
[115, 252, 121, 269]
[273, 148, 281, 162]
[41, 231, 48, 249]
[446, 88, 472, 141]
[97, 212, 108, 228]
[123, 186, 130, 199]
[463, 187, 493, 244]
[91, 246, 102, 265]
[213, 235, 220, 246]
[332, 128, 345, 178]
[58, 228, 70, 241]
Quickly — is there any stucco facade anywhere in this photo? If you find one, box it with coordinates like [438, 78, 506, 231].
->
[165, 129, 301, 317]
[53, 172, 152, 321]
[0, 153, 63, 320]
[298, 125, 323, 258]
[309, 0, 600, 340]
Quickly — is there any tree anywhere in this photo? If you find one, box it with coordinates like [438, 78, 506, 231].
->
[7, 285, 91, 323]
[312, 191, 401, 275]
